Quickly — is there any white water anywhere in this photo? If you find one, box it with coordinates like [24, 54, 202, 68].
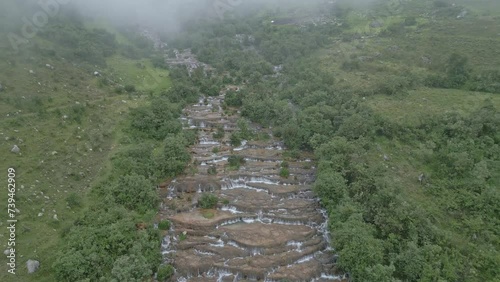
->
[160, 92, 343, 281]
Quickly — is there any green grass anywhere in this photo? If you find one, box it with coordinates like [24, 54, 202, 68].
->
[367, 88, 500, 126]
[106, 55, 171, 93]
[0, 19, 170, 281]
[201, 210, 215, 219]
[84, 19, 130, 45]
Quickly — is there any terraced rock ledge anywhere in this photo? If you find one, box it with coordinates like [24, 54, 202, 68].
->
[158, 95, 347, 281]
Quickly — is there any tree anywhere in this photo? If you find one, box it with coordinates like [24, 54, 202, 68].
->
[157, 265, 175, 281]
[446, 53, 471, 88]
[156, 135, 191, 178]
[112, 174, 158, 213]
[111, 254, 152, 282]
[334, 215, 385, 281]
[314, 170, 348, 207]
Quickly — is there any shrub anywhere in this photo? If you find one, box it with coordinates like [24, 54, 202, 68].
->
[179, 233, 187, 241]
[157, 265, 175, 281]
[341, 60, 360, 71]
[198, 194, 218, 209]
[66, 193, 82, 208]
[207, 165, 217, 175]
[230, 133, 242, 146]
[112, 174, 159, 213]
[124, 85, 136, 93]
[446, 53, 471, 88]
[404, 16, 418, 26]
[114, 86, 124, 94]
[225, 90, 243, 107]
[280, 168, 290, 178]
[158, 220, 171, 231]
[213, 126, 225, 139]
[228, 155, 246, 169]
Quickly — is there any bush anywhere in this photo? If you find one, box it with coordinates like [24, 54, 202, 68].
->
[228, 155, 246, 169]
[213, 126, 225, 139]
[124, 85, 136, 93]
[280, 167, 290, 178]
[225, 90, 243, 107]
[230, 133, 242, 146]
[207, 165, 217, 175]
[66, 193, 82, 208]
[157, 265, 175, 281]
[404, 16, 418, 26]
[341, 60, 360, 71]
[114, 86, 124, 94]
[446, 53, 471, 88]
[198, 194, 218, 209]
[112, 173, 159, 213]
[158, 220, 171, 231]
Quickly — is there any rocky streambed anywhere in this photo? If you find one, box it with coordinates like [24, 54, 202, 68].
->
[157, 94, 347, 281]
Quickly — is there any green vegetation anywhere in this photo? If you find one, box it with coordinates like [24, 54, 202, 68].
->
[227, 155, 246, 170]
[207, 165, 217, 175]
[201, 210, 215, 219]
[279, 167, 290, 179]
[157, 265, 175, 281]
[213, 125, 225, 140]
[198, 194, 218, 209]
[1, 0, 498, 281]
[158, 220, 171, 231]
[167, 1, 500, 280]
[0, 2, 188, 281]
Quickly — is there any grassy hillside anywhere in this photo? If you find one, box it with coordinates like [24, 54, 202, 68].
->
[0, 4, 171, 281]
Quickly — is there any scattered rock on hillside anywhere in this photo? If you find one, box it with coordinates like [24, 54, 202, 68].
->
[29, 70, 34, 74]
[93, 71, 100, 76]
[370, 20, 384, 28]
[11, 145, 20, 154]
[45, 64, 54, 70]
[26, 260, 40, 274]
[457, 10, 467, 19]
[4, 249, 10, 255]
[421, 56, 432, 64]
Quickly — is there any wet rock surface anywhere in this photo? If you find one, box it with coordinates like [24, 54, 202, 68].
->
[159, 95, 347, 281]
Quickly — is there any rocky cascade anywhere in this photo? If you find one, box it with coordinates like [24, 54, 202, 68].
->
[158, 94, 347, 282]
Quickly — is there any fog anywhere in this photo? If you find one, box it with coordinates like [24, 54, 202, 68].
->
[1, 0, 382, 37]
[70, 0, 350, 32]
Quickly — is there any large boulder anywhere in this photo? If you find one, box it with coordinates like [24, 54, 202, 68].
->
[26, 259, 40, 274]
[11, 145, 20, 154]
[370, 20, 384, 28]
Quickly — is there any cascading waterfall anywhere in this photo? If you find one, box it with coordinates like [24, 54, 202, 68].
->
[159, 95, 344, 281]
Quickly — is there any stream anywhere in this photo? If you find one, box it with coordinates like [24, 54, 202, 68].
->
[157, 94, 348, 281]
